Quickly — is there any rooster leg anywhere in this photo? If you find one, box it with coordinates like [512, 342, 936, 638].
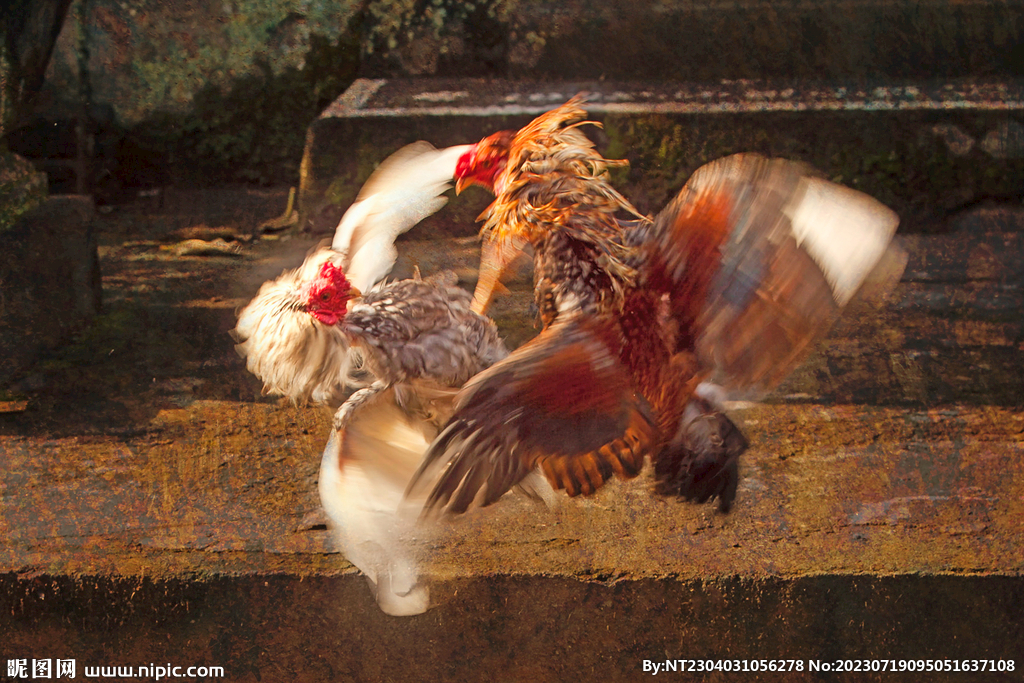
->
[332, 380, 390, 432]
[471, 234, 525, 314]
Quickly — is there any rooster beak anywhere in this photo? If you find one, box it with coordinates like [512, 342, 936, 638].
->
[455, 177, 469, 195]
[349, 286, 363, 299]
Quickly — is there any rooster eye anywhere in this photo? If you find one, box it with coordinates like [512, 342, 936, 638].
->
[320, 292, 331, 301]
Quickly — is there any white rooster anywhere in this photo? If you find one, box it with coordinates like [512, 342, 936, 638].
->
[233, 142, 509, 615]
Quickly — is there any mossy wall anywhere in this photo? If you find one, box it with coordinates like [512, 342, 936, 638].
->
[600, 111, 1024, 229]
[44, 0, 362, 125]
[0, 152, 47, 232]
[38, 0, 363, 188]
[303, 108, 1024, 235]
[29, 0, 1024, 189]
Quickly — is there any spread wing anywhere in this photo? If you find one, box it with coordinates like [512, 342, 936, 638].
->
[332, 142, 472, 292]
[639, 153, 904, 395]
[319, 381, 458, 616]
[407, 316, 659, 516]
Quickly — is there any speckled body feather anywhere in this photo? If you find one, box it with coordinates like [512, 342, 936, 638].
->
[344, 273, 508, 388]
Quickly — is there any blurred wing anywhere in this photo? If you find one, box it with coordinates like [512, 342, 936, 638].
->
[407, 317, 659, 516]
[322, 383, 455, 507]
[233, 246, 357, 404]
[644, 153, 903, 394]
[319, 382, 458, 616]
[332, 142, 472, 292]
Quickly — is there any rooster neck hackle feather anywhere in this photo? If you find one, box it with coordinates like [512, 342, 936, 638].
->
[233, 246, 366, 405]
[479, 96, 650, 308]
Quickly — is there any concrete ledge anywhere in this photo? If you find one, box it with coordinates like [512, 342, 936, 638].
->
[2, 574, 1021, 681]
[323, 79, 1024, 117]
[3, 399, 1020, 579]
[1, 395, 1021, 676]
[299, 78, 1024, 233]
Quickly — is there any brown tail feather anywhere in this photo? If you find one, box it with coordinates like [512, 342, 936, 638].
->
[653, 396, 748, 512]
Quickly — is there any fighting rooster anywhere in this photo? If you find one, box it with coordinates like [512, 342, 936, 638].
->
[408, 96, 903, 516]
[233, 142, 508, 615]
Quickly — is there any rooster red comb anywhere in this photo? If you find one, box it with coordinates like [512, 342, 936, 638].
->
[305, 261, 359, 326]
[454, 148, 474, 180]
[317, 261, 353, 293]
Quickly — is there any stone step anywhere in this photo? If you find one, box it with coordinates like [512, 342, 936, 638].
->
[325, 78, 1024, 117]
[1, 217, 1020, 677]
[299, 77, 1024, 234]
[2, 574, 1021, 681]
[1, 398, 1020, 678]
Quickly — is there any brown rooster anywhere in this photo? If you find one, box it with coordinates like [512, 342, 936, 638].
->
[408, 96, 903, 516]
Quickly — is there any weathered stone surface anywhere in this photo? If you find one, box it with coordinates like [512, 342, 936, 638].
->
[930, 123, 976, 157]
[300, 78, 1024, 232]
[7, 396, 1016, 581]
[0, 195, 1020, 677]
[981, 119, 1024, 159]
[0, 195, 101, 386]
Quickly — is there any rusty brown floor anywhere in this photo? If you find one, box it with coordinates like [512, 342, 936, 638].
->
[1, 189, 1021, 682]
